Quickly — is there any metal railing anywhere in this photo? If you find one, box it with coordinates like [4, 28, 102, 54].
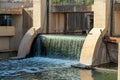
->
[52, 0, 94, 5]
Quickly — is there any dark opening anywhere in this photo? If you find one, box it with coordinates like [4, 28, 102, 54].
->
[0, 14, 12, 26]
[64, 12, 93, 34]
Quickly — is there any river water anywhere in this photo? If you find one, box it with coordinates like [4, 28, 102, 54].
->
[0, 57, 117, 80]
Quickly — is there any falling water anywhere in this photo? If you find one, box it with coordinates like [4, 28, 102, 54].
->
[32, 34, 86, 60]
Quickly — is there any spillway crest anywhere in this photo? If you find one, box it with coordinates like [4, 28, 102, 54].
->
[31, 35, 86, 60]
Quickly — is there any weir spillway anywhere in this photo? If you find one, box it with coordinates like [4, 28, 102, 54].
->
[30, 34, 86, 60]
[0, 35, 118, 80]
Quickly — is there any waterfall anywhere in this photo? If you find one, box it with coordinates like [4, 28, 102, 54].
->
[32, 35, 86, 60]
[34, 36, 42, 56]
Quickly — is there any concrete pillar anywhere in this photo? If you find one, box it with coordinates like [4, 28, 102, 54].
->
[94, 0, 112, 34]
[80, 0, 111, 66]
[94, 0, 107, 28]
[33, 0, 41, 27]
[33, 0, 46, 30]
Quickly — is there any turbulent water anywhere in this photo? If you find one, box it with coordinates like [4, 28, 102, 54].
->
[0, 57, 79, 77]
[0, 57, 117, 80]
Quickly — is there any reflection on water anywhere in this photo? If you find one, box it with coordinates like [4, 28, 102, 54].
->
[0, 57, 117, 80]
[80, 70, 93, 80]
[80, 70, 117, 80]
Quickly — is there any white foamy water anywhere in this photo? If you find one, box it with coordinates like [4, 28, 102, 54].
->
[0, 57, 79, 76]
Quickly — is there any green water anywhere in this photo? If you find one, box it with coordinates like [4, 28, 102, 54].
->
[32, 35, 86, 60]
[2, 68, 117, 80]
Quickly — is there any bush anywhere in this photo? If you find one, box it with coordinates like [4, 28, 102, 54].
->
[52, 0, 61, 4]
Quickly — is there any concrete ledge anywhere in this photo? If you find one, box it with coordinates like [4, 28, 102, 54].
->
[0, 51, 17, 59]
[0, 26, 15, 36]
[0, 8, 22, 14]
[17, 27, 41, 58]
[0, 50, 17, 53]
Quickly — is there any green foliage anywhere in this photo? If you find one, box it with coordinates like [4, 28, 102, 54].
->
[52, 0, 60, 4]
[76, 0, 94, 5]
[52, 0, 94, 5]
[85, 0, 94, 4]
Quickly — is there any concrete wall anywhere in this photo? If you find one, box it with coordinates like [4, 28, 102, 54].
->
[0, 37, 9, 50]
[49, 13, 65, 33]
[114, 11, 120, 36]
[49, 0, 66, 33]
[94, 0, 106, 28]
[9, 15, 23, 51]
[23, 8, 33, 34]
[0, 27, 15, 36]
[107, 43, 118, 63]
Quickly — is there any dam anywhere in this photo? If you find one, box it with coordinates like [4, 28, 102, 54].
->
[0, 35, 117, 79]
[0, 0, 119, 80]
[0, 35, 117, 80]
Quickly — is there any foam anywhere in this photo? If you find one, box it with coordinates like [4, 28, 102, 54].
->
[0, 57, 79, 76]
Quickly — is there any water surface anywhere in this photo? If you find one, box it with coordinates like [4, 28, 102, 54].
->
[0, 57, 117, 80]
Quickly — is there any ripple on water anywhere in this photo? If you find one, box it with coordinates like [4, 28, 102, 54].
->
[0, 57, 79, 76]
[0, 57, 117, 80]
